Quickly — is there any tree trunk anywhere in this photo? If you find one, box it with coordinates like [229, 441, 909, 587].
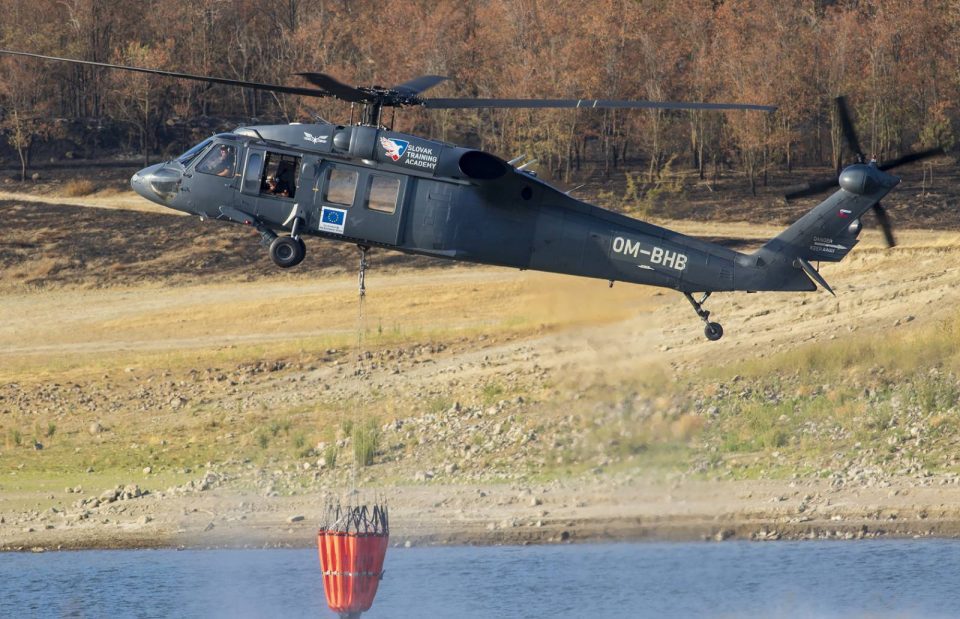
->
[18, 147, 26, 182]
[762, 141, 769, 188]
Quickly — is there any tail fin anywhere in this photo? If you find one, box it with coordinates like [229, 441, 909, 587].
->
[757, 163, 900, 264]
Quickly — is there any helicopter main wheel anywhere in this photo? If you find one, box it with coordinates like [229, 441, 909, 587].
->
[684, 292, 725, 341]
[704, 322, 724, 341]
[269, 235, 306, 268]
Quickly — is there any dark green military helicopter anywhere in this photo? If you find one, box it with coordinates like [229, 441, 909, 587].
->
[0, 51, 939, 340]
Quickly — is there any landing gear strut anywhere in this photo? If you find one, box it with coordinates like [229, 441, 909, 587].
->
[684, 292, 723, 341]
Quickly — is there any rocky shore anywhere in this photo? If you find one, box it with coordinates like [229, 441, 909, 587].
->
[5, 473, 960, 552]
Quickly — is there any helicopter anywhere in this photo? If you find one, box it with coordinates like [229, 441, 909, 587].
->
[0, 50, 941, 340]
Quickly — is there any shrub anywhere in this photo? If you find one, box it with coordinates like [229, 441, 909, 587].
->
[481, 381, 504, 404]
[352, 420, 379, 467]
[62, 179, 97, 197]
[670, 414, 705, 442]
[323, 444, 338, 469]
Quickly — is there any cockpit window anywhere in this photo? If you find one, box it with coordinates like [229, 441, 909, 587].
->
[176, 139, 212, 166]
[197, 144, 237, 177]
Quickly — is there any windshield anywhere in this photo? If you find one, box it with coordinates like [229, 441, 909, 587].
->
[176, 139, 213, 166]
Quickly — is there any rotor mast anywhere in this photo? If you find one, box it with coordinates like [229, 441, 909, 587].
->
[361, 100, 384, 127]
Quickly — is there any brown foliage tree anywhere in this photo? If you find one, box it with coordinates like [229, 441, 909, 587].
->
[0, 0, 956, 188]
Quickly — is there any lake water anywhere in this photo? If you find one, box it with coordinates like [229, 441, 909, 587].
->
[2, 540, 959, 618]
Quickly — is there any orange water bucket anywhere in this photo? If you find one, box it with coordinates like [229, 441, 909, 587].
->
[317, 503, 389, 619]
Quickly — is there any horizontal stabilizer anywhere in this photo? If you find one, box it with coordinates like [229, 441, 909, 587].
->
[796, 258, 835, 296]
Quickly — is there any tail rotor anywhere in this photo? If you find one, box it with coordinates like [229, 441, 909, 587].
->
[784, 96, 943, 248]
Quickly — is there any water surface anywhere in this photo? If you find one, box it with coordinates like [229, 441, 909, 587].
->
[2, 540, 958, 618]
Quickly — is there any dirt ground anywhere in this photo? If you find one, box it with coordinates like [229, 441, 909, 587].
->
[2, 165, 960, 551]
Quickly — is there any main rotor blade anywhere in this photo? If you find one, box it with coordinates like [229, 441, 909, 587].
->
[422, 98, 776, 112]
[295, 72, 368, 102]
[0, 50, 777, 114]
[836, 96, 864, 162]
[872, 202, 896, 247]
[391, 75, 449, 96]
[0, 49, 334, 99]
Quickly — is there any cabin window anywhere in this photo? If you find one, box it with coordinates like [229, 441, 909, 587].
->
[366, 175, 400, 214]
[324, 168, 359, 206]
[196, 144, 237, 177]
[259, 152, 301, 199]
[242, 152, 263, 194]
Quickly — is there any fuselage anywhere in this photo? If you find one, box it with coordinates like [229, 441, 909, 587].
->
[131, 122, 874, 295]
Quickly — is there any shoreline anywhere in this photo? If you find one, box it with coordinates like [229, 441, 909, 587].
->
[5, 476, 960, 552]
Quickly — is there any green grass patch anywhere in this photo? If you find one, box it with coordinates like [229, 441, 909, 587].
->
[480, 381, 505, 405]
[352, 419, 380, 468]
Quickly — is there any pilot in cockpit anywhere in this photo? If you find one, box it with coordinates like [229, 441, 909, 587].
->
[203, 144, 235, 177]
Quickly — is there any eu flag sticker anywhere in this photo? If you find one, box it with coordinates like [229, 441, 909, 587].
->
[319, 206, 347, 234]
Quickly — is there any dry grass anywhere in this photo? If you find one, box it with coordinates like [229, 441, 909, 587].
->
[61, 179, 98, 197]
[0, 263, 671, 489]
[670, 414, 704, 441]
[0, 269, 655, 382]
[5, 256, 67, 286]
[705, 311, 960, 383]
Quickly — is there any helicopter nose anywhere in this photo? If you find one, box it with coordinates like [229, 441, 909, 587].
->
[131, 164, 182, 206]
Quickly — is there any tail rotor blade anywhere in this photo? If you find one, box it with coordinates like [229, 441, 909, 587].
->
[836, 96, 864, 162]
[878, 147, 944, 172]
[784, 178, 843, 201]
[872, 202, 896, 247]
[785, 97, 943, 202]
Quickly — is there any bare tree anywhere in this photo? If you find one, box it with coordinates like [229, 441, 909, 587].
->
[108, 42, 173, 166]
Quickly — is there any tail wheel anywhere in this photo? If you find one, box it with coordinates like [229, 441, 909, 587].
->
[270, 235, 306, 268]
[704, 322, 723, 341]
[685, 292, 724, 341]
